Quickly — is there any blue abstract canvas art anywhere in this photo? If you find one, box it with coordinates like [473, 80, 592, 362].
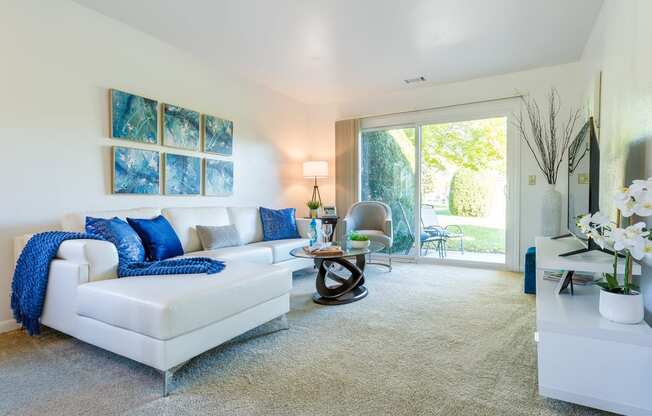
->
[165, 154, 201, 195]
[113, 147, 160, 194]
[163, 104, 200, 151]
[204, 115, 233, 155]
[204, 159, 234, 196]
[110, 90, 158, 144]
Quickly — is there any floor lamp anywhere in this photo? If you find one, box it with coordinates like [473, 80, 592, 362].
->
[303, 161, 329, 209]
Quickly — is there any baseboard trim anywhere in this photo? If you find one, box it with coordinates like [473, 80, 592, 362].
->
[0, 319, 19, 334]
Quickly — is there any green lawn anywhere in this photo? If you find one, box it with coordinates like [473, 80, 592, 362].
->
[432, 205, 451, 216]
[445, 225, 505, 254]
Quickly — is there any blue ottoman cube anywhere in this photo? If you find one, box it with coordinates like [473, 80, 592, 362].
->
[524, 246, 536, 294]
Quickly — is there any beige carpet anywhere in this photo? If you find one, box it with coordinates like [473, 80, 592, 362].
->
[0, 263, 611, 416]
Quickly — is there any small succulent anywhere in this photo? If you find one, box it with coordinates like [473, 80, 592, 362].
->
[306, 200, 321, 210]
[348, 232, 369, 241]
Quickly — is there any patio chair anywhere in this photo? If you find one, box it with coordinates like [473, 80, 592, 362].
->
[421, 204, 465, 257]
[397, 202, 447, 257]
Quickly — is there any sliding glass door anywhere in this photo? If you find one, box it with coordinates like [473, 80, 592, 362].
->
[359, 103, 517, 268]
[359, 127, 416, 256]
[420, 117, 507, 264]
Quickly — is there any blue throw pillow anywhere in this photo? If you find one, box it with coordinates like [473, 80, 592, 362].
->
[127, 215, 184, 261]
[85, 217, 145, 263]
[259, 207, 301, 241]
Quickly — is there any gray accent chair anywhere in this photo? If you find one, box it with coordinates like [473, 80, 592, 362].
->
[342, 201, 393, 270]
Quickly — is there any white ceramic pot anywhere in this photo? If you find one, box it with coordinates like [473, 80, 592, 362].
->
[542, 183, 562, 236]
[350, 240, 371, 249]
[599, 289, 644, 324]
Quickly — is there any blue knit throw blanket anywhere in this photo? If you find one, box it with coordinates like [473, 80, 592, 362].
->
[11, 231, 225, 335]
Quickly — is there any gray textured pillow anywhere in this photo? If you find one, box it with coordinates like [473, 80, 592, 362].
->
[196, 224, 242, 250]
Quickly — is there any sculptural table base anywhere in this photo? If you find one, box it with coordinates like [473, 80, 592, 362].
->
[313, 254, 368, 305]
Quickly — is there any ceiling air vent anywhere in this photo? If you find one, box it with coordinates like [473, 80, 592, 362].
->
[404, 76, 426, 84]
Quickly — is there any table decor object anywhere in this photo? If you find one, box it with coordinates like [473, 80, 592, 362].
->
[307, 200, 320, 219]
[303, 160, 328, 208]
[514, 88, 582, 236]
[349, 232, 371, 249]
[579, 177, 652, 324]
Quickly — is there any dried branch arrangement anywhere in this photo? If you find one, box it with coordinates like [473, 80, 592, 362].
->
[514, 88, 583, 185]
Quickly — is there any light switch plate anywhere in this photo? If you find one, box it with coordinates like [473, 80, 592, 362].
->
[578, 173, 590, 184]
[528, 175, 536, 185]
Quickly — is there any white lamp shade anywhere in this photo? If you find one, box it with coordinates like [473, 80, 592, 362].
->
[303, 161, 328, 178]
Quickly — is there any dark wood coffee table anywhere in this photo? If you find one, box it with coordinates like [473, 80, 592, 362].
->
[290, 242, 385, 305]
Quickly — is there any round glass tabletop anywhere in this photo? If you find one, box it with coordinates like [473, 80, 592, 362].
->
[290, 241, 385, 259]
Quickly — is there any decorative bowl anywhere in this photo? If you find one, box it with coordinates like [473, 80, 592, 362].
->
[349, 239, 371, 249]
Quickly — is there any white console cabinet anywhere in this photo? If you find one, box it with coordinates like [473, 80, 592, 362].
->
[535, 237, 652, 416]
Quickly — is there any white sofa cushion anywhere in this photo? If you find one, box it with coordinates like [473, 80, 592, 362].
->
[61, 207, 162, 232]
[249, 238, 310, 263]
[57, 239, 119, 282]
[161, 207, 230, 253]
[180, 245, 273, 264]
[227, 207, 263, 244]
[76, 260, 291, 340]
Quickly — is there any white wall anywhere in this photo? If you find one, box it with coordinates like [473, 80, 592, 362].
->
[333, 62, 588, 270]
[0, 0, 332, 329]
[581, 0, 652, 322]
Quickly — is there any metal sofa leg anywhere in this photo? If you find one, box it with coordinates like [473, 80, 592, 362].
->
[159, 313, 290, 397]
[163, 370, 172, 397]
[162, 360, 189, 397]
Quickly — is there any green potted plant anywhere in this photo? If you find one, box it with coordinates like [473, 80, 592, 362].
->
[307, 200, 320, 219]
[579, 177, 652, 324]
[348, 232, 370, 249]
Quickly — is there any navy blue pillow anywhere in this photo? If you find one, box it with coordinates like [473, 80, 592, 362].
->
[259, 207, 301, 241]
[85, 217, 145, 263]
[127, 215, 184, 261]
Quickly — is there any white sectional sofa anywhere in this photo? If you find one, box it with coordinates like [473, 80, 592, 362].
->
[14, 206, 318, 395]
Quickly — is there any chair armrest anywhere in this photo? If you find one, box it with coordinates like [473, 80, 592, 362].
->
[445, 225, 464, 235]
[383, 218, 393, 244]
[296, 218, 322, 239]
[342, 216, 356, 235]
[56, 239, 119, 282]
[424, 225, 446, 235]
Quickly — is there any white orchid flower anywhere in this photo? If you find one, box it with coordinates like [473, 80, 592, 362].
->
[637, 239, 652, 260]
[589, 229, 608, 249]
[614, 187, 636, 217]
[629, 178, 652, 196]
[590, 212, 611, 228]
[578, 214, 593, 233]
[629, 238, 646, 260]
[609, 227, 630, 251]
[625, 222, 648, 239]
[634, 190, 652, 217]
[610, 222, 649, 254]
[618, 199, 637, 217]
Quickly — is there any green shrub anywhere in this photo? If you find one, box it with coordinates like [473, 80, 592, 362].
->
[449, 169, 490, 217]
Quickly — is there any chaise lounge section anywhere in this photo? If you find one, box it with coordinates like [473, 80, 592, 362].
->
[14, 206, 318, 395]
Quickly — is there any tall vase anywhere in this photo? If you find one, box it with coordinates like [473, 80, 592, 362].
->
[542, 183, 561, 236]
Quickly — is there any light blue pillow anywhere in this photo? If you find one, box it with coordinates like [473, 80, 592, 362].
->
[259, 207, 301, 241]
[85, 217, 145, 263]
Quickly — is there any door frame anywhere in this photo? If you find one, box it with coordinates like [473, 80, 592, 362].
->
[359, 98, 521, 271]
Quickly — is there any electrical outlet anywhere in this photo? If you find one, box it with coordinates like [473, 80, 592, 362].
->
[528, 175, 536, 186]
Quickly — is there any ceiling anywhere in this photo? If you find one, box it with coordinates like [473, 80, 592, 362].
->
[74, 0, 603, 105]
